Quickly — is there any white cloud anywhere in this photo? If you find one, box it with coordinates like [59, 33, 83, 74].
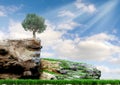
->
[53, 33, 120, 61]
[0, 11, 6, 17]
[111, 69, 120, 74]
[7, 20, 64, 49]
[97, 65, 120, 79]
[58, 10, 75, 17]
[1, 19, 120, 63]
[38, 21, 64, 47]
[0, 5, 23, 16]
[5, 20, 63, 59]
[88, 5, 96, 13]
[97, 65, 110, 73]
[7, 5, 23, 13]
[8, 20, 32, 39]
[41, 52, 55, 58]
[98, 66, 120, 79]
[57, 21, 80, 30]
[0, 31, 5, 40]
[86, 33, 117, 41]
[109, 56, 120, 64]
[7, 20, 120, 62]
[74, 0, 96, 13]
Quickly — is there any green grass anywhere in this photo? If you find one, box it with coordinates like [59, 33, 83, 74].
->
[43, 70, 60, 75]
[42, 58, 90, 68]
[43, 58, 72, 63]
[0, 79, 120, 85]
[43, 58, 60, 62]
[42, 58, 87, 64]
[43, 58, 70, 68]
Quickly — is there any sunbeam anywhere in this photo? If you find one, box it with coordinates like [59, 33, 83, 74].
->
[80, 0, 119, 34]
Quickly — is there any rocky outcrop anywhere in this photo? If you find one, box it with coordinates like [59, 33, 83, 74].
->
[40, 72, 56, 80]
[40, 58, 101, 80]
[0, 39, 101, 80]
[0, 39, 42, 79]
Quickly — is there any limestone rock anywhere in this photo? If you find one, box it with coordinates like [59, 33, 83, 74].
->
[40, 58, 101, 80]
[40, 59, 60, 72]
[0, 39, 101, 80]
[0, 39, 41, 79]
[40, 72, 56, 80]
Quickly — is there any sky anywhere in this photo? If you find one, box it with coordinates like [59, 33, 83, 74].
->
[0, 0, 120, 79]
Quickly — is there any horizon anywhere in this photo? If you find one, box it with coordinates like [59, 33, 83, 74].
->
[0, 0, 120, 79]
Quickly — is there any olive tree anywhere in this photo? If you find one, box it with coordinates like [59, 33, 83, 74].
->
[22, 14, 46, 38]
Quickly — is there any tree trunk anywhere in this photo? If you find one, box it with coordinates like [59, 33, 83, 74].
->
[33, 31, 36, 39]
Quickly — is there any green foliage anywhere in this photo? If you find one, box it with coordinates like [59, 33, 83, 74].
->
[22, 13, 46, 38]
[0, 79, 120, 85]
[42, 58, 81, 64]
[43, 58, 70, 68]
[60, 60, 70, 68]
[41, 58, 101, 80]
[43, 70, 58, 75]
[43, 58, 59, 62]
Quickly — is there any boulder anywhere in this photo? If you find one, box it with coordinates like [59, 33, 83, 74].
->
[56, 69, 68, 74]
[69, 66, 78, 71]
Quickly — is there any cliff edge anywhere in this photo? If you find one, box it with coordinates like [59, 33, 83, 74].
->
[0, 39, 101, 80]
[0, 39, 41, 79]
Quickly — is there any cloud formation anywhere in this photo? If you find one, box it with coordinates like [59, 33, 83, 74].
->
[74, 0, 96, 13]
[97, 65, 120, 79]
[4, 20, 120, 63]
[57, 21, 80, 30]
[0, 11, 6, 17]
[0, 0, 119, 79]
[53, 33, 120, 61]
[58, 10, 75, 18]
[8, 20, 32, 39]
[0, 5, 23, 16]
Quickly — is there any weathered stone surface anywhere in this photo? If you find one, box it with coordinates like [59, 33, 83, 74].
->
[0, 39, 41, 79]
[40, 58, 101, 80]
[40, 59, 60, 72]
[0, 39, 101, 80]
[40, 72, 56, 80]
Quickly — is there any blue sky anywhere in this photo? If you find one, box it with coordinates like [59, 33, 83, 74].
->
[0, 0, 120, 79]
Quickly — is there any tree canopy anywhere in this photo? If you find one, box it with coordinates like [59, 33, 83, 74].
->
[22, 14, 46, 38]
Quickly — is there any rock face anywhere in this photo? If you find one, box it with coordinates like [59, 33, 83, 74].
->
[40, 58, 101, 80]
[0, 39, 41, 79]
[0, 39, 101, 80]
[40, 72, 56, 80]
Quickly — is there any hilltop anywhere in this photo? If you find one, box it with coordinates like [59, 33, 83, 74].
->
[40, 58, 101, 80]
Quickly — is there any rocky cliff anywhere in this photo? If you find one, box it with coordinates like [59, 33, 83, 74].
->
[40, 58, 101, 80]
[0, 39, 101, 80]
[0, 39, 41, 79]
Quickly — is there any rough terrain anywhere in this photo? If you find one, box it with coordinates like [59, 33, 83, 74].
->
[0, 39, 41, 79]
[40, 58, 101, 80]
[0, 39, 101, 80]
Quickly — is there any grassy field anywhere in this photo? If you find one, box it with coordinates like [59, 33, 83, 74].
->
[0, 79, 120, 85]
